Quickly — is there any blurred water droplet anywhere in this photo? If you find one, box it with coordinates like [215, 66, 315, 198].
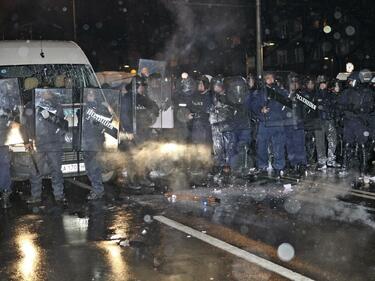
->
[144, 215, 153, 223]
[284, 198, 301, 214]
[277, 243, 295, 262]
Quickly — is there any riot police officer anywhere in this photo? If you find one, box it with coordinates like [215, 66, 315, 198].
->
[301, 76, 321, 168]
[189, 75, 212, 145]
[315, 75, 340, 168]
[209, 76, 236, 177]
[284, 74, 307, 177]
[251, 72, 287, 177]
[174, 73, 196, 143]
[337, 72, 374, 176]
[225, 76, 253, 175]
[81, 89, 109, 200]
[0, 79, 26, 208]
[119, 76, 159, 189]
[27, 89, 67, 204]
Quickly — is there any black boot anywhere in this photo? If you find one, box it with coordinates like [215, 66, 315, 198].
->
[1, 191, 12, 209]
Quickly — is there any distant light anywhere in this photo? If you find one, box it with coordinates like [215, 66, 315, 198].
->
[130, 69, 137, 75]
[193, 70, 198, 73]
[263, 42, 275, 47]
[345, 26, 356, 36]
[324, 57, 330, 60]
[323, 25, 332, 34]
[346, 62, 354, 73]
[181, 72, 189, 79]
[123, 65, 130, 68]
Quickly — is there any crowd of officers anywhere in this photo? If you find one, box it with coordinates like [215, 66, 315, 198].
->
[1, 69, 375, 209]
[169, 70, 375, 182]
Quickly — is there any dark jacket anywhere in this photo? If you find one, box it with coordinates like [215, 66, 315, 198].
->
[251, 85, 288, 127]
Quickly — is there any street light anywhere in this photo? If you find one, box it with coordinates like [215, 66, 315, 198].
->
[256, 0, 263, 79]
[72, 0, 77, 41]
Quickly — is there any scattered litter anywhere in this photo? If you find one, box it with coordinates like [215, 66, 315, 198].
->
[141, 229, 148, 235]
[283, 184, 293, 194]
[213, 189, 222, 194]
[201, 230, 207, 234]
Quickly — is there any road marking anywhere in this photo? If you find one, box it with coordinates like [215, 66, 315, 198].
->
[154, 215, 315, 281]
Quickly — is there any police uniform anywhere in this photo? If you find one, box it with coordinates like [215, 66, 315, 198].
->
[251, 85, 287, 174]
[337, 73, 374, 174]
[28, 94, 66, 202]
[315, 84, 339, 167]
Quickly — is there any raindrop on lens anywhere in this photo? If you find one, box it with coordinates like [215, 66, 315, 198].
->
[144, 215, 153, 223]
[83, 24, 90, 31]
[334, 11, 342, 19]
[345, 26, 356, 36]
[277, 243, 295, 262]
[284, 198, 301, 214]
[333, 32, 341, 40]
[363, 131, 370, 137]
[62, 7, 68, 12]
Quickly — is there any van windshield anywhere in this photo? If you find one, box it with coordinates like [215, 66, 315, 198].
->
[0, 64, 99, 89]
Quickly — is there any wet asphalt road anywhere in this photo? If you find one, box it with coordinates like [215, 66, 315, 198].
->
[1, 172, 375, 281]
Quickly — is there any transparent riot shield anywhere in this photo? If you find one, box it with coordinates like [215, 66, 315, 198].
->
[0, 78, 22, 146]
[34, 88, 71, 151]
[138, 59, 167, 77]
[147, 75, 174, 129]
[81, 88, 119, 152]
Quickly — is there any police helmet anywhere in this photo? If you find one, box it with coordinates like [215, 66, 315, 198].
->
[358, 69, 372, 83]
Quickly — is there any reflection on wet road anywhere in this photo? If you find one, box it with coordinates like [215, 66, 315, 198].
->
[1, 173, 375, 281]
[0, 198, 287, 281]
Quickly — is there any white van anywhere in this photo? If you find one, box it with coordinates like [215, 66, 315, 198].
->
[0, 40, 118, 181]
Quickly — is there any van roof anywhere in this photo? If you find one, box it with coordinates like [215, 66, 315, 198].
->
[0, 40, 91, 66]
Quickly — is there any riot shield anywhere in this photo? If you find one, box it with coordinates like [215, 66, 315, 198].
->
[81, 88, 119, 151]
[0, 78, 22, 146]
[147, 75, 174, 129]
[138, 59, 167, 77]
[34, 88, 71, 151]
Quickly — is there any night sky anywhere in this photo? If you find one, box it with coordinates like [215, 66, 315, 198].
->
[1, 0, 374, 75]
